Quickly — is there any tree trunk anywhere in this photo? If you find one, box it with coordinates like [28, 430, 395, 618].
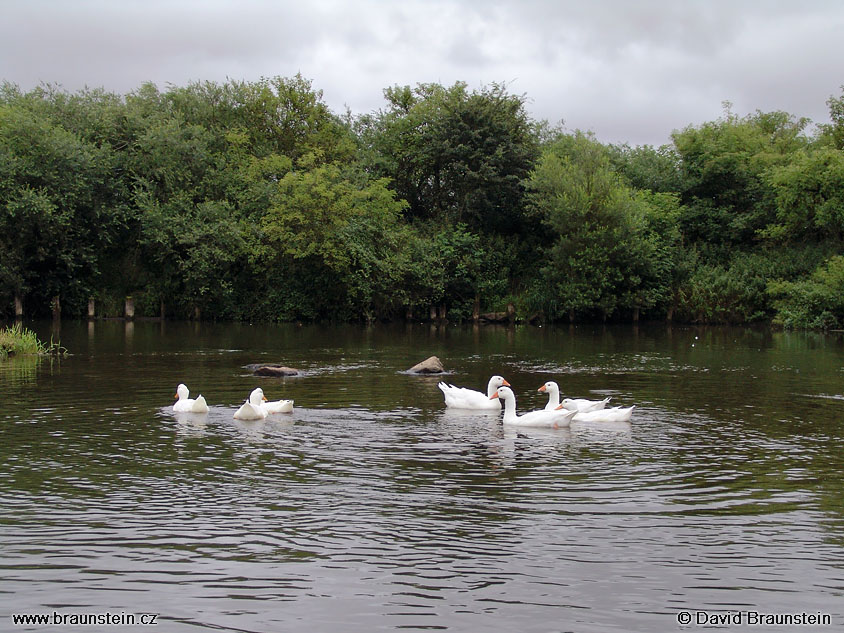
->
[124, 296, 135, 320]
[13, 294, 23, 318]
[429, 306, 437, 321]
[87, 298, 96, 319]
[506, 302, 516, 324]
[633, 306, 640, 322]
[473, 295, 480, 322]
[160, 300, 166, 321]
[51, 296, 61, 320]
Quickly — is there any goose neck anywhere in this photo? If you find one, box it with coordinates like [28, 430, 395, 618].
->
[501, 396, 518, 423]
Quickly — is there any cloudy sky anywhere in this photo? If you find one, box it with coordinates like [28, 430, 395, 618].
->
[2, 0, 843, 146]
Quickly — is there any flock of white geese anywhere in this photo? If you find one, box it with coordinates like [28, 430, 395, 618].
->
[438, 376, 634, 428]
[173, 383, 292, 420]
[174, 375, 634, 429]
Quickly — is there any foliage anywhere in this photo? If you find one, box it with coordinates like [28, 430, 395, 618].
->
[608, 143, 683, 193]
[768, 256, 844, 329]
[256, 161, 408, 320]
[672, 105, 811, 247]
[762, 148, 844, 242]
[525, 132, 681, 320]
[356, 81, 538, 235]
[1, 78, 843, 327]
[817, 86, 844, 150]
[0, 322, 59, 357]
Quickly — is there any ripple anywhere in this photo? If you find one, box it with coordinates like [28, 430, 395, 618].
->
[3, 323, 844, 632]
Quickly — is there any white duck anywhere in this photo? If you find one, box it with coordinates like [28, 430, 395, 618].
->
[492, 386, 577, 428]
[173, 383, 209, 413]
[234, 387, 294, 420]
[438, 375, 510, 410]
[233, 388, 267, 420]
[572, 405, 635, 423]
[254, 387, 294, 414]
[538, 381, 611, 412]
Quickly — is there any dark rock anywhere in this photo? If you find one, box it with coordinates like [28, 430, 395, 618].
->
[254, 365, 300, 377]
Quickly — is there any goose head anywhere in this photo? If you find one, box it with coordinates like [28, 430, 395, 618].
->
[538, 381, 559, 395]
[489, 376, 511, 389]
[175, 384, 190, 401]
[490, 385, 515, 402]
[249, 387, 268, 406]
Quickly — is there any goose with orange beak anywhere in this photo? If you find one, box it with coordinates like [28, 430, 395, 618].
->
[439, 375, 510, 410]
[173, 383, 209, 413]
[491, 386, 576, 428]
[538, 381, 611, 412]
[234, 387, 293, 420]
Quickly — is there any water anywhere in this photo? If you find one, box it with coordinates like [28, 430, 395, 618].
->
[1, 320, 843, 632]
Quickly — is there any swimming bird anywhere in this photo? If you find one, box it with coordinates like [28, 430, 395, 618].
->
[570, 405, 635, 423]
[538, 381, 611, 412]
[492, 386, 576, 428]
[233, 388, 267, 420]
[173, 383, 209, 413]
[438, 375, 510, 410]
[561, 396, 612, 412]
[234, 387, 293, 420]
[254, 387, 294, 414]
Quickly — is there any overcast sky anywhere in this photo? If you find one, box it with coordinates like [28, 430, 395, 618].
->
[2, 0, 843, 146]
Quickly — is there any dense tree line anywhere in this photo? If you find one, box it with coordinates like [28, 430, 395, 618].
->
[1, 77, 843, 328]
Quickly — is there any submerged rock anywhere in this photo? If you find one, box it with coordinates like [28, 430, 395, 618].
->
[407, 356, 445, 374]
[252, 365, 301, 377]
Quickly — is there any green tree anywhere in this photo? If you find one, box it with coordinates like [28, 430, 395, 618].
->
[768, 255, 844, 329]
[609, 143, 683, 193]
[817, 86, 844, 150]
[257, 161, 408, 320]
[763, 148, 844, 242]
[0, 95, 121, 315]
[672, 106, 811, 250]
[526, 132, 682, 321]
[357, 82, 538, 235]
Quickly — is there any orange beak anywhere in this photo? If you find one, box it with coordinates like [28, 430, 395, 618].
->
[502, 379, 511, 386]
[490, 390, 499, 399]
[538, 385, 547, 392]
[555, 404, 564, 410]
[173, 393, 178, 399]
[262, 396, 268, 401]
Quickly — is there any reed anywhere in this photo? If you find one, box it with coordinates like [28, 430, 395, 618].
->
[0, 323, 65, 358]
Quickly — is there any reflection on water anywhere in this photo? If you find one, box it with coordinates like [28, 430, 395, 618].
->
[0, 320, 843, 632]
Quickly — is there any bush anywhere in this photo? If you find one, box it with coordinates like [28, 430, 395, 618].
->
[768, 256, 844, 329]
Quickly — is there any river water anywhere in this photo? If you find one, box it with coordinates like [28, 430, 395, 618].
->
[1, 320, 843, 632]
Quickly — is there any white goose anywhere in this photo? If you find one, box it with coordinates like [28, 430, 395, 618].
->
[233, 388, 267, 420]
[538, 381, 611, 412]
[492, 386, 576, 428]
[255, 387, 294, 414]
[572, 405, 635, 423]
[438, 375, 510, 410]
[234, 387, 294, 420]
[173, 384, 209, 413]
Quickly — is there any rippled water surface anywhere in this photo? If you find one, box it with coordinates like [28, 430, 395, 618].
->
[1, 320, 843, 632]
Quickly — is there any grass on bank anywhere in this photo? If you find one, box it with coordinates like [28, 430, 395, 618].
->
[0, 323, 66, 358]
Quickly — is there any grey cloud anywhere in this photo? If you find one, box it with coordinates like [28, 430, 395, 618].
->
[1, 0, 842, 146]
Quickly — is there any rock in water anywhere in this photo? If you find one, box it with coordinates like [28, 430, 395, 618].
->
[407, 356, 445, 374]
[254, 365, 300, 377]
